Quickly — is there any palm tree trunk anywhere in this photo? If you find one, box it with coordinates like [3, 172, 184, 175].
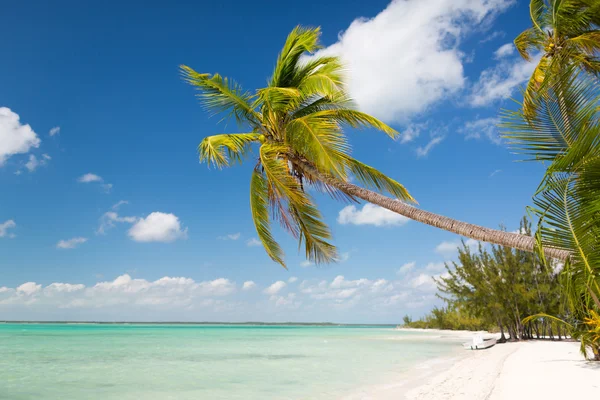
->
[293, 156, 571, 261]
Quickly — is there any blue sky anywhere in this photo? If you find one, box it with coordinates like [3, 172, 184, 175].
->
[0, 0, 545, 323]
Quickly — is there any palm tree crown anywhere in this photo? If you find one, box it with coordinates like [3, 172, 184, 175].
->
[181, 26, 414, 268]
[515, 0, 600, 112]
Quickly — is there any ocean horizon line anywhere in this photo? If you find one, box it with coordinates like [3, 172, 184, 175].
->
[0, 320, 398, 326]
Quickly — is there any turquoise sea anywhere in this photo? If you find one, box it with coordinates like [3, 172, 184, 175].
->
[0, 324, 463, 399]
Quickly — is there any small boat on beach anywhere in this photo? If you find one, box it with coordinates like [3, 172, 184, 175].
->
[463, 334, 497, 350]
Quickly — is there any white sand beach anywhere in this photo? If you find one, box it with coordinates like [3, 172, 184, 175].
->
[406, 340, 600, 399]
[347, 330, 600, 400]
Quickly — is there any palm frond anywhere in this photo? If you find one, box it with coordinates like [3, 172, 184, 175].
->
[198, 133, 261, 168]
[181, 65, 260, 126]
[254, 87, 303, 113]
[530, 0, 547, 32]
[288, 197, 337, 265]
[270, 26, 321, 88]
[345, 157, 416, 203]
[250, 168, 285, 267]
[501, 68, 596, 160]
[514, 27, 545, 61]
[286, 115, 350, 178]
[309, 109, 399, 139]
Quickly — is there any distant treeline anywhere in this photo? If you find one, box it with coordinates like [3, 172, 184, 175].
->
[404, 218, 568, 341]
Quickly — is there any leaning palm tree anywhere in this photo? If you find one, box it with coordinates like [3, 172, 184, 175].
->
[503, 68, 600, 360]
[515, 0, 600, 115]
[181, 26, 570, 268]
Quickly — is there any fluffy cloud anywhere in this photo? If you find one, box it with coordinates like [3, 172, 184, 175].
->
[56, 237, 88, 249]
[0, 275, 236, 312]
[0, 220, 16, 238]
[128, 212, 187, 243]
[49, 126, 60, 137]
[494, 43, 514, 59]
[338, 204, 409, 227]
[0, 107, 41, 166]
[0, 267, 452, 322]
[288, 277, 298, 284]
[469, 54, 539, 106]
[312, 0, 513, 122]
[416, 136, 445, 157]
[218, 233, 241, 240]
[17, 282, 42, 296]
[435, 238, 479, 258]
[263, 281, 287, 295]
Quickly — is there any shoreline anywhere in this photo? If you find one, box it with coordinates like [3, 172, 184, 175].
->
[349, 334, 599, 399]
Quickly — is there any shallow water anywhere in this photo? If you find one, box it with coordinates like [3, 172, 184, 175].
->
[0, 324, 462, 399]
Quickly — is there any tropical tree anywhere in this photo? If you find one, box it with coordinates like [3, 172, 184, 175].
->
[181, 26, 570, 268]
[436, 219, 565, 342]
[502, 68, 600, 359]
[515, 0, 600, 114]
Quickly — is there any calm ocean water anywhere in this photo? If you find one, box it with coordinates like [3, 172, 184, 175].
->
[0, 324, 463, 399]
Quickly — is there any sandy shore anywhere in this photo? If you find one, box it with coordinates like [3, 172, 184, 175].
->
[406, 339, 600, 399]
[346, 330, 599, 399]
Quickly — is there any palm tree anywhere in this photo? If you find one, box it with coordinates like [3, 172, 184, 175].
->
[503, 68, 600, 359]
[181, 26, 570, 268]
[515, 0, 600, 115]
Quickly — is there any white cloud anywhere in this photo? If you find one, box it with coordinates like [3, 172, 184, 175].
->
[288, 277, 298, 284]
[56, 237, 88, 249]
[44, 283, 85, 293]
[409, 273, 437, 291]
[263, 281, 287, 295]
[1, 274, 236, 313]
[494, 43, 514, 59]
[97, 211, 137, 234]
[17, 282, 42, 296]
[400, 123, 427, 143]
[424, 262, 446, 273]
[0, 220, 16, 238]
[128, 212, 187, 243]
[77, 173, 103, 183]
[0, 270, 451, 322]
[397, 261, 416, 275]
[218, 233, 241, 240]
[49, 126, 60, 137]
[416, 136, 445, 157]
[24, 153, 51, 172]
[435, 238, 478, 258]
[300, 260, 314, 268]
[0, 107, 41, 166]
[338, 204, 409, 227]
[311, 0, 513, 122]
[246, 238, 262, 247]
[461, 117, 501, 144]
[469, 54, 539, 106]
